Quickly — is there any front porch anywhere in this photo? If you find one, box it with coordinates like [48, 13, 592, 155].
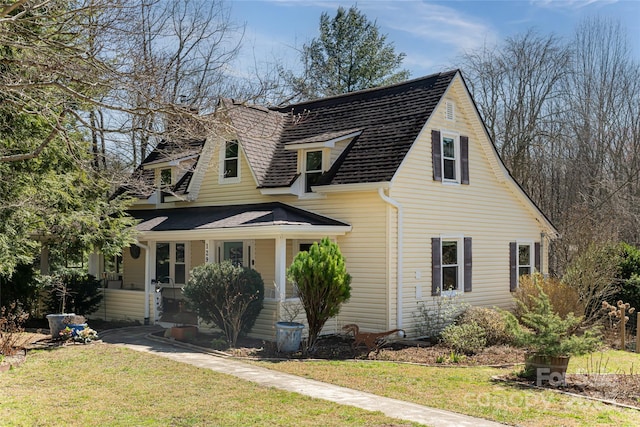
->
[92, 203, 351, 340]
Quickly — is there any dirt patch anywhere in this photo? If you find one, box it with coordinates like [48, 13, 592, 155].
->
[498, 372, 640, 409]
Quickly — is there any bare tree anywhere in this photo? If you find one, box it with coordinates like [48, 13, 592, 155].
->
[459, 19, 640, 274]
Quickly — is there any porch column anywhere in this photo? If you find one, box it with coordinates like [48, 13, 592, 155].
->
[40, 244, 50, 275]
[88, 252, 100, 278]
[275, 236, 286, 301]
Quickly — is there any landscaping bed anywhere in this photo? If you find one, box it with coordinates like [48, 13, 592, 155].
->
[166, 329, 639, 410]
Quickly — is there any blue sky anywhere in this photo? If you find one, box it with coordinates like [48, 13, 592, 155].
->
[229, 0, 640, 78]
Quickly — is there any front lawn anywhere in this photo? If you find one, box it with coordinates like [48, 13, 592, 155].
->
[0, 344, 418, 427]
[253, 350, 640, 427]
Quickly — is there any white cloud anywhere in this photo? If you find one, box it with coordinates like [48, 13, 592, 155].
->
[361, 2, 498, 54]
[530, 0, 618, 10]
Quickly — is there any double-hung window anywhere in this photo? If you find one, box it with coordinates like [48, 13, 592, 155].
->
[442, 135, 458, 181]
[431, 130, 469, 184]
[304, 150, 323, 193]
[220, 140, 240, 183]
[518, 243, 533, 277]
[441, 240, 460, 292]
[432, 237, 472, 296]
[155, 242, 188, 286]
[509, 241, 541, 291]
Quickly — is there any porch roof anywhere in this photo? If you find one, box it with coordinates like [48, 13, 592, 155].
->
[130, 202, 351, 238]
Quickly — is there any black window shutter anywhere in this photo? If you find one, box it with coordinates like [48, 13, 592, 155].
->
[509, 242, 517, 292]
[461, 136, 469, 185]
[464, 237, 472, 292]
[534, 242, 541, 272]
[432, 130, 442, 181]
[431, 238, 441, 296]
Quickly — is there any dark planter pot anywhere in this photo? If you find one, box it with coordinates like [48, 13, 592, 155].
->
[275, 322, 304, 352]
[171, 325, 198, 342]
[524, 352, 570, 384]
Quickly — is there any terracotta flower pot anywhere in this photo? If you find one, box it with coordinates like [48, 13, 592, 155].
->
[170, 325, 198, 342]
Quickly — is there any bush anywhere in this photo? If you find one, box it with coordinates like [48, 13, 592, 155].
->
[0, 264, 41, 315]
[413, 295, 468, 339]
[43, 269, 103, 315]
[515, 273, 583, 321]
[440, 321, 487, 355]
[0, 302, 29, 356]
[183, 261, 264, 347]
[457, 307, 514, 346]
[505, 285, 601, 357]
[287, 237, 351, 352]
[562, 242, 622, 323]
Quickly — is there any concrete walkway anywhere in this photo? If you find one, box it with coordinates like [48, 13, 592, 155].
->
[100, 326, 505, 427]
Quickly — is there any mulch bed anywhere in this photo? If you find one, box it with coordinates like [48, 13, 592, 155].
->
[175, 329, 639, 409]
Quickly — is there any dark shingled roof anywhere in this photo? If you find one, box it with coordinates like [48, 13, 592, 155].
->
[260, 70, 457, 187]
[131, 202, 350, 232]
[120, 70, 458, 198]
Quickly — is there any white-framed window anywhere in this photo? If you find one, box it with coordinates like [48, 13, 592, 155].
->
[219, 140, 240, 184]
[432, 236, 472, 296]
[304, 150, 323, 193]
[517, 242, 534, 278]
[441, 239, 462, 293]
[441, 133, 460, 182]
[156, 242, 189, 286]
[157, 167, 174, 203]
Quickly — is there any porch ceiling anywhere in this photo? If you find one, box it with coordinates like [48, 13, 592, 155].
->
[129, 202, 351, 238]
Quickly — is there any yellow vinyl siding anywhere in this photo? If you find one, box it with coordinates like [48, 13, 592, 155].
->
[392, 76, 548, 335]
[190, 240, 205, 268]
[122, 242, 147, 290]
[294, 192, 389, 333]
[90, 289, 154, 323]
[184, 140, 271, 207]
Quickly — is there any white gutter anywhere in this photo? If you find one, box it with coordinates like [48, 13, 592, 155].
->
[134, 241, 152, 325]
[378, 188, 403, 329]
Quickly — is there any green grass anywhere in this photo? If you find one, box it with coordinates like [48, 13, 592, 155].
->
[570, 350, 639, 374]
[253, 350, 640, 427]
[0, 344, 419, 427]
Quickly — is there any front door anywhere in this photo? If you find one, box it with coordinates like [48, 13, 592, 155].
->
[215, 240, 255, 268]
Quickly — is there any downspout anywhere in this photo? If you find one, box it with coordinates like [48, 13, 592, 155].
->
[135, 241, 152, 325]
[378, 188, 403, 329]
[540, 232, 545, 277]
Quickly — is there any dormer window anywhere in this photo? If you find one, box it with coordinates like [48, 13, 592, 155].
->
[224, 140, 239, 178]
[220, 140, 240, 184]
[160, 168, 172, 188]
[305, 150, 323, 192]
[158, 167, 173, 204]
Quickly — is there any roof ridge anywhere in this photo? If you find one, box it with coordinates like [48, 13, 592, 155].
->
[273, 69, 459, 112]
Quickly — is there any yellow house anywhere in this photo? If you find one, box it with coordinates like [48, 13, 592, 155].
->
[96, 70, 558, 340]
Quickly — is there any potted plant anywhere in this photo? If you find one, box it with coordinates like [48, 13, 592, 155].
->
[505, 286, 600, 380]
[275, 300, 305, 353]
[170, 311, 198, 342]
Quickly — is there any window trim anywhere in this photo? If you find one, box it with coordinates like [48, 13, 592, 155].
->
[441, 132, 460, 184]
[155, 242, 190, 286]
[219, 140, 241, 184]
[440, 237, 463, 295]
[303, 149, 323, 193]
[517, 241, 534, 280]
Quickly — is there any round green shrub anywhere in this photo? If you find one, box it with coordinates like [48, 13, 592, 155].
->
[440, 321, 487, 355]
[183, 261, 264, 347]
